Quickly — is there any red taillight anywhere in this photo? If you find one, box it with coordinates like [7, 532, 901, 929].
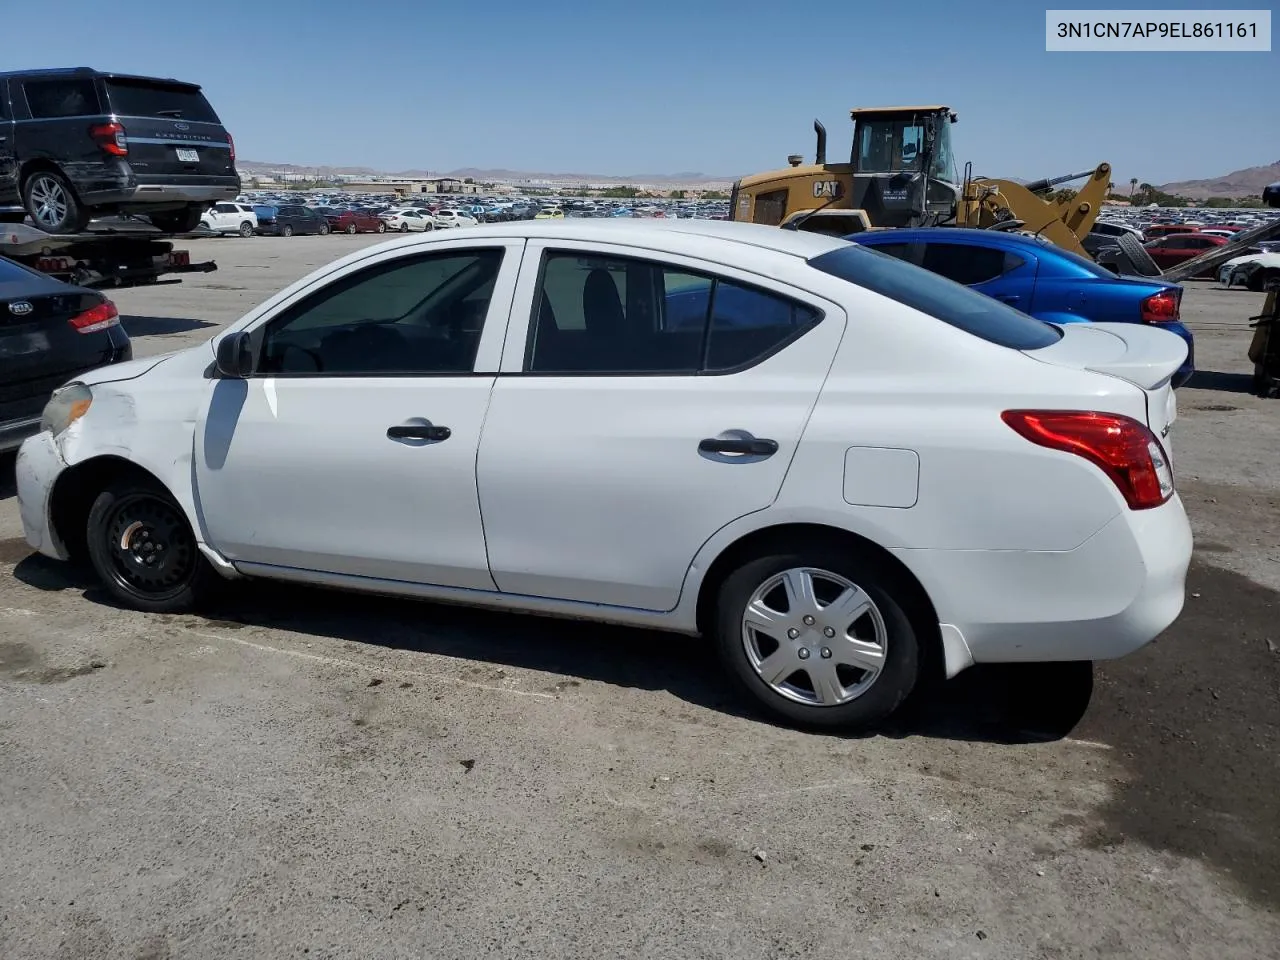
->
[227, 131, 236, 163]
[69, 300, 120, 334]
[90, 121, 128, 156]
[1141, 289, 1180, 324]
[1002, 410, 1174, 510]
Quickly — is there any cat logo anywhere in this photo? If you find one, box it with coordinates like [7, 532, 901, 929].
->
[812, 180, 843, 199]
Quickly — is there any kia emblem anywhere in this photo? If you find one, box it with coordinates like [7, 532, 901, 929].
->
[8, 300, 33, 316]
[174, 122, 190, 131]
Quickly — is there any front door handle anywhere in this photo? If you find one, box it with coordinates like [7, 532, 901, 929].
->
[387, 422, 451, 442]
[698, 436, 778, 456]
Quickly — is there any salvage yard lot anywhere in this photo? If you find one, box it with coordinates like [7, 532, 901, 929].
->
[1, 235, 1277, 960]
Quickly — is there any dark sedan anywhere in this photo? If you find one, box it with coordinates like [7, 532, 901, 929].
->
[1, 257, 132, 452]
[255, 204, 331, 237]
[321, 208, 388, 235]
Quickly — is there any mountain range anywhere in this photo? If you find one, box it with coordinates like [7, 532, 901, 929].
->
[236, 158, 1280, 198]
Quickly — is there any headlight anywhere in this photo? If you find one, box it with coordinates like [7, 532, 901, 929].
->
[40, 383, 93, 436]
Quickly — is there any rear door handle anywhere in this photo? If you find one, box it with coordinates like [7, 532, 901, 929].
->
[387, 422, 451, 442]
[698, 437, 778, 456]
[996, 294, 1021, 304]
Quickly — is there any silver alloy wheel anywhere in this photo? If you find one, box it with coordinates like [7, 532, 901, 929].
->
[741, 567, 887, 707]
[29, 175, 69, 229]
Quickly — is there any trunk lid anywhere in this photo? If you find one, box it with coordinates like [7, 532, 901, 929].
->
[1024, 321, 1185, 457]
[101, 77, 235, 181]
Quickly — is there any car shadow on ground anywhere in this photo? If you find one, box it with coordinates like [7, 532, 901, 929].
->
[119, 315, 217, 337]
[11, 551, 1093, 746]
[1185, 370, 1255, 393]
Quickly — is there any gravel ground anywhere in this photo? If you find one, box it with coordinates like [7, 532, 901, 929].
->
[1, 235, 1277, 960]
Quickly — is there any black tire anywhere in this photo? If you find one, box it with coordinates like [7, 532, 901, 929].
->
[22, 168, 90, 233]
[238, 220, 253, 238]
[318, 224, 329, 236]
[281, 223, 294, 237]
[714, 546, 921, 731]
[148, 204, 204, 234]
[376, 221, 387, 233]
[345, 223, 357, 235]
[85, 478, 220, 613]
[1249, 268, 1280, 293]
[1116, 233, 1162, 277]
[399, 221, 409, 232]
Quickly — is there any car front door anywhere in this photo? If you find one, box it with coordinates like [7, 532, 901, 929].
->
[193, 238, 523, 588]
[475, 239, 845, 611]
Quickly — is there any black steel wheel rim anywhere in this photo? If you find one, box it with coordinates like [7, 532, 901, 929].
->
[103, 494, 197, 601]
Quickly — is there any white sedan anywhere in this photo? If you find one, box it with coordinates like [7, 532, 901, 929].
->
[380, 208, 435, 233]
[433, 210, 478, 229]
[13, 220, 1192, 731]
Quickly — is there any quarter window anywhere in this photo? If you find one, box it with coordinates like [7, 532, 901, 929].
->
[23, 79, 100, 119]
[526, 251, 822, 375]
[259, 249, 503, 376]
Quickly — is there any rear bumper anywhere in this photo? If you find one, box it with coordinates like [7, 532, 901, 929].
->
[893, 494, 1192, 665]
[84, 177, 240, 208]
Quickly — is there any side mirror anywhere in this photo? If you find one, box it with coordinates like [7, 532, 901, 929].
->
[215, 331, 254, 378]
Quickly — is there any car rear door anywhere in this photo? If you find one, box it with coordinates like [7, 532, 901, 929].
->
[476, 240, 846, 611]
[99, 76, 234, 184]
[0, 79, 18, 212]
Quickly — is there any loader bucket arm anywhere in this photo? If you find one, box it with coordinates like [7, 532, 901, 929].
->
[965, 164, 1112, 257]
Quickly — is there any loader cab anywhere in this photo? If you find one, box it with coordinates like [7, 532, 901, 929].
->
[848, 106, 959, 228]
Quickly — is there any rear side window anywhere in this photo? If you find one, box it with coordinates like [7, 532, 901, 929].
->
[920, 242, 1019, 285]
[23, 79, 100, 119]
[808, 244, 1061, 350]
[527, 251, 821, 374]
[103, 79, 220, 123]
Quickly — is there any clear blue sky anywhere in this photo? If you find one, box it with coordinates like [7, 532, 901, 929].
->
[3, 0, 1273, 183]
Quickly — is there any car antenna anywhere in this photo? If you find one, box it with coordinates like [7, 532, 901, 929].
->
[783, 192, 842, 232]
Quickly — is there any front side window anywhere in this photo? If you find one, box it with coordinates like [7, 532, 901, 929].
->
[259, 249, 504, 376]
[23, 79, 100, 119]
[526, 252, 822, 375]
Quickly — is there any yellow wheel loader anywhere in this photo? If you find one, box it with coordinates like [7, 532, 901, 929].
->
[728, 106, 1113, 258]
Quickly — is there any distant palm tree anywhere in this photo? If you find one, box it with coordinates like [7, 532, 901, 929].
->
[1129, 177, 1138, 197]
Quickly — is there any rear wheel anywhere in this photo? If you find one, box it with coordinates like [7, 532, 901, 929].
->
[22, 169, 89, 233]
[399, 221, 409, 232]
[714, 547, 921, 731]
[318, 224, 329, 235]
[238, 220, 253, 238]
[346, 223, 357, 235]
[280, 223, 294, 237]
[148, 204, 204, 234]
[85, 479, 220, 613]
[376, 221, 387, 233]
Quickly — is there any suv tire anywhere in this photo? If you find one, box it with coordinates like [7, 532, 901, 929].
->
[23, 169, 90, 234]
[149, 204, 205, 234]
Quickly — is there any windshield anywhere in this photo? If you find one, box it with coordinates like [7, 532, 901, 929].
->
[807, 244, 1062, 350]
[855, 114, 953, 181]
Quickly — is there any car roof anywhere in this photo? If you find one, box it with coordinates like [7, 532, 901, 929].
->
[440, 218, 851, 258]
[854, 227, 1052, 249]
[0, 66, 200, 88]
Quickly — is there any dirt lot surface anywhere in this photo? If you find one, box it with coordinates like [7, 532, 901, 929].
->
[1, 235, 1277, 960]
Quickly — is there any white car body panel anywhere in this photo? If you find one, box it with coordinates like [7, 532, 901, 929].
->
[13, 219, 1192, 682]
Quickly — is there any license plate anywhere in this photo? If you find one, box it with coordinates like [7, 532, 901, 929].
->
[175, 148, 199, 163]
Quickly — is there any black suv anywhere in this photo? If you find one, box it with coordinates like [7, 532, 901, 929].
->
[0, 67, 240, 235]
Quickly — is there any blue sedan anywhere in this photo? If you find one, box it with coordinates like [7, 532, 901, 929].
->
[848, 228, 1195, 387]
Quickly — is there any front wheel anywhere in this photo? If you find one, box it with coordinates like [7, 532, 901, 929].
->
[714, 547, 920, 731]
[85, 479, 221, 613]
[399, 222, 409, 232]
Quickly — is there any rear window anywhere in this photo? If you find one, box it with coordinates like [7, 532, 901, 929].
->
[807, 244, 1062, 350]
[103, 79, 220, 123]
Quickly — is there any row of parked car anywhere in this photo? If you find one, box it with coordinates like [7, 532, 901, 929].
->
[200, 202, 480, 237]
